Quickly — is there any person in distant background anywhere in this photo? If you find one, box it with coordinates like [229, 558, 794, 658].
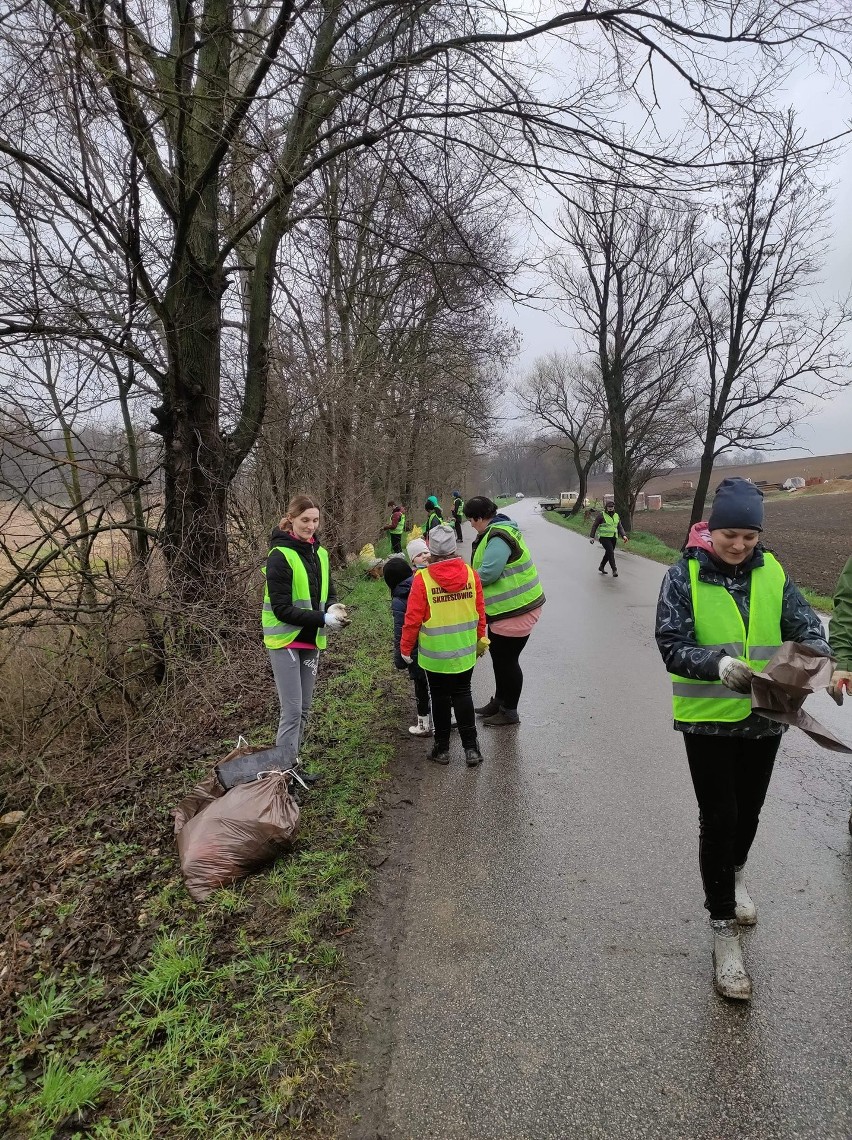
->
[383, 500, 406, 554]
[424, 495, 444, 536]
[589, 497, 628, 577]
[451, 491, 465, 544]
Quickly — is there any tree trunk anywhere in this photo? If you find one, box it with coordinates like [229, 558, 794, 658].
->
[689, 433, 718, 528]
[155, 257, 231, 600]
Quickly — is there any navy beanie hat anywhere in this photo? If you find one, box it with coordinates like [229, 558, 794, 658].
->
[708, 478, 764, 532]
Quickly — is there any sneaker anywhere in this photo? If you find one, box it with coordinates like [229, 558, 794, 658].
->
[465, 747, 483, 767]
[612, 571, 619, 578]
[475, 696, 500, 717]
[428, 743, 450, 765]
[408, 715, 432, 737]
[482, 710, 520, 726]
[599, 568, 608, 575]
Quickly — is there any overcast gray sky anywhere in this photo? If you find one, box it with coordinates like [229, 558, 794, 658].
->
[504, 15, 852, 459]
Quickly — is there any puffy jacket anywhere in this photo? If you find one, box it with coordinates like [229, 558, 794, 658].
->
[390, 573, 414, 669]
[831, 556, 852, 671]
[265, 526, 338, 648]
[655, 522, 830, 737]
[400, 557, 486, 660]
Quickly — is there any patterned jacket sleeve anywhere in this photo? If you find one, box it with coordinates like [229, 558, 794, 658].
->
[780, 576, 831, 655]
[655, 560, 726, 681]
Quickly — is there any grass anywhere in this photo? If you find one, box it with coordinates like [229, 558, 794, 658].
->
[3, 569, 402, 1138]
[543, 509, 835, 612]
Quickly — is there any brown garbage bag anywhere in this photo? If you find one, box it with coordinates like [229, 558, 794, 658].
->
[751, 642, 852, 754]
[173, 772, 300, 901]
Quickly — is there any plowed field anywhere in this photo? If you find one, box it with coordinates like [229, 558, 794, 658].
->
[636, 492, 852, 597]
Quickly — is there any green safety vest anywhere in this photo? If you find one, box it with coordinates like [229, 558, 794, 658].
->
[262, 545, 329, 651]
[417, 565, 478, 673]
[472, 523, 544, 619]
[390, 508, 406, 535]
[453, 497, 465, 519]
[425, 509, 442, 534]
[670, 553, 785, 723]
[596, 511, 620, 539]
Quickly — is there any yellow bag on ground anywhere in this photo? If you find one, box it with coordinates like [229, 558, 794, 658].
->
[407, 525, 423, 541]
[359, 543, 375, 560]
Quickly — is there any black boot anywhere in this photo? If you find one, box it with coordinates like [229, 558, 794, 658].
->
[428, 742, 450, 765]
[475, 696, 500, 717]
[465, 746, 483, 767]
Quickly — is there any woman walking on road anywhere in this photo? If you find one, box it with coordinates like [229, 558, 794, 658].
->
[655, 478, 831, 1001]
[465, 496, 545, 727]
[262, 495, 349, 771]
[590, 497, 628, 576]
[400, 524, 488, 767]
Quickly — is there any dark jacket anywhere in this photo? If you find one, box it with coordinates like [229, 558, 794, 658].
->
[390, 573, 414, 669]
[266, 526, 338, 648]
[425, 507, 444, 533]
[655, 540, 830, 737]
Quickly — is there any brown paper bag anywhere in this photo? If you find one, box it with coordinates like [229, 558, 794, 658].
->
[751, 642, 852, 754]
[173, 772, 300, 901]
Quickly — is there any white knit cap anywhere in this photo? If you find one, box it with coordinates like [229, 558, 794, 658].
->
[427, 525, 457, 557]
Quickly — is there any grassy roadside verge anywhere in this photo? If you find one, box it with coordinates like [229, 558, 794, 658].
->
[2, 571, 401, 1139]
[543, 509, 834, 612]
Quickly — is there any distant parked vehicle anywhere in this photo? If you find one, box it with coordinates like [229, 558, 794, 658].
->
[515, 492, 524, 499]
[539, 490, 584, 513]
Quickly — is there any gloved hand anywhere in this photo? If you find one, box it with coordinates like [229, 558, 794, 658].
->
[718, 655, 756, 694]
[325, 603, 351, 630]
[324, 612, 345, 632]
[622, 536, 629, 544]
[476, 636, 490, 659]
[401, 654, 413, 665]
[828, 669, 852, 706]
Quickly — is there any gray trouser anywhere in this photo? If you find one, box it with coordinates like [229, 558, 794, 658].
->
[268, 647, 320, 762]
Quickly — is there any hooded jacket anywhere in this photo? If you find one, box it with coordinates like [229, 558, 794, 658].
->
[470, 513, 546, 618]
[655, 521, 830, 737]
[831, 555, 852, 672]
[265, 525, 338, 648]
[400, 557, 486, 660]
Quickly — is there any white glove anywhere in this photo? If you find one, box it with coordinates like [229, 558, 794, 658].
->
[401, 654, 413, 665]
[718, 655, 755, 694]
[327, 602, 350, 623]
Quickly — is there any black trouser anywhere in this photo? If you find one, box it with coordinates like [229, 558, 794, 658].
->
[487, 629, 530, 712]
[683, 734, 780, 920]
[426, 668, 477, 748]
[408, 659, 430, 716]
[598, 536, 617, 573]
[454, 518, 463, 542]
[390, 531, 402, 554]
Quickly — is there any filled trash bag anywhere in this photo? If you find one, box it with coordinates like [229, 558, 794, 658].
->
[173, 771, 300, 901]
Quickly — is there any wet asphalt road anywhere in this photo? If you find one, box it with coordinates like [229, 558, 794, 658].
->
[359, 500, 852, 1140]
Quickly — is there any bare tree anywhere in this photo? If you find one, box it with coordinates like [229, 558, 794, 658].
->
[1, 1, 848, 601]
[552, 181, 702, 526]
[516, 352, 609, 513]
[687, 114, 852, 525]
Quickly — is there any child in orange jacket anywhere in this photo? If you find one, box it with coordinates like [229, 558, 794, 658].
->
[401, 525, 487, 767]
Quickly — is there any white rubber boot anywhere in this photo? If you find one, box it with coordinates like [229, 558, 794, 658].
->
[711, 918, 752, 1001]
[408, 714, 432, 737]
[734, 866, 757, 926]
